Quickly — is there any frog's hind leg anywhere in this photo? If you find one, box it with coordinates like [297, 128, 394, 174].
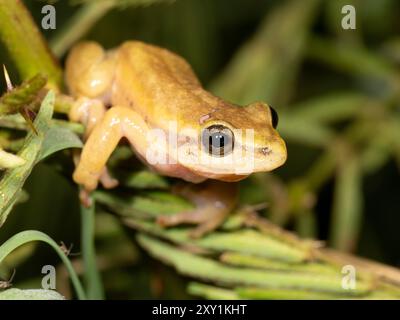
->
[70, 97, 118, 189]
[157, 181, 238, 238]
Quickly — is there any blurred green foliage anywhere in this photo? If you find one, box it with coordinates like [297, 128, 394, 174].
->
[1, 0, 400, 299]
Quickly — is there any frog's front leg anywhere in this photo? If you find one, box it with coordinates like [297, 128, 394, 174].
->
[69, 97, 118, 189]
[69, 97, 106, 138]
[73, 106, 150, 192]
[157, 181, 238, 238]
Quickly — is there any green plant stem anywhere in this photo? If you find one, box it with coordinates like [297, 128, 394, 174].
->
[50, 0, 116, 57]
[50, 0, 177, 57]
[0, 148, 25, 168]
[330, 153, 363, 251]
[81, 199, 105, 299]
[0, 115, 84, 136]
[0, 230, 86, 300]
[210, 0, 319, 107]
[0, 0, 62, 88]
[307, 36, 400, 98]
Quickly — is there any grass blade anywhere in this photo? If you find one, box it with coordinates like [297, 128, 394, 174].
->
[0, 230, 85, 299]
[330, 153, 363, 251]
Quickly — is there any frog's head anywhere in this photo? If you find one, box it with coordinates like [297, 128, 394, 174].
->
[176, 102, 287, 182]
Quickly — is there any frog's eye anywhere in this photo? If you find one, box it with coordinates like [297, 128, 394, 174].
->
[202, 125, 234, 157]
[269, 106, 279, 129]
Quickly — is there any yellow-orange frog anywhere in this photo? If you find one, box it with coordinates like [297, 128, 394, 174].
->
[65, 41, 287, 237]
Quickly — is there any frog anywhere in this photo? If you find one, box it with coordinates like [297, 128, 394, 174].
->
[65, 41, 287, 237]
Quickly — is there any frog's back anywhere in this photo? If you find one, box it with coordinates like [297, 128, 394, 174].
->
[113, 41, 231, 128]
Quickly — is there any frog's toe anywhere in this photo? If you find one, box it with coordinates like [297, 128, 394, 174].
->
[99, 168, 119, 189]
[79, 189, 93, 208]
[156, 205, 228, 238]
[157, 210, 202, 227]
[157, 181, 237, 237]
[189, 219, 223, 238]
[73, 166, 100, 192]
[189, 208, 229, 238]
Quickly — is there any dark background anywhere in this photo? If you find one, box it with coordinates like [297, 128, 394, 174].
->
[0, 0, 400, 298]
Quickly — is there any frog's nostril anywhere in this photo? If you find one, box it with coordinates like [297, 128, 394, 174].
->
[261, 147, 272, 156]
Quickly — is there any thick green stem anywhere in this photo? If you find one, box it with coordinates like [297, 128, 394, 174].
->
[0, 0, 62, 88]
[81, 200, 105, 299]
[50, 0, 115, 57]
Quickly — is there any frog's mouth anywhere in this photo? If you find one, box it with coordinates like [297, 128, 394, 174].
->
[176, 141, 287, 181]
[177, 128, 287, 170]
[193, 172, 250, 182]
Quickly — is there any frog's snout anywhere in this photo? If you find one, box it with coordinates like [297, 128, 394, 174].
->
[257, 137, 287, 171]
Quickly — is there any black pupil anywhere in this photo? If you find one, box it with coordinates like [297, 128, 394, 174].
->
[210, 133, 227, 148]
[270, 106, 279, 129]
[202, 125, 233, 156]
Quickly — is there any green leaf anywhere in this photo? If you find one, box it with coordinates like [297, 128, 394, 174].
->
[197, 230, 308, 262]
[279, 113, 334, 147]
[119, 170, 169, 189]
[94, 190, 192, 219]
[235, 287, 346, 300]
[130, 220, 308, 263]
[220, 252, 339, 275]
[330, 154, 363, 251]
[0, 230, 85, 299]
[0, 91, 82, 225]
[0, 1, 62, 87]
[0, 91, 54, 225]
[307, 37, 398, 95]
[71, 0, 175, 8]
[188, 282, 240, 300]
[137, 234, 372, 294]
[39, 126, 82, 161]
[0, 148, 25, 169]
[51, 0, 176, 57]
[0, 289, 65, 300]
[211, 0, 319, 106]
[289, 93, 372, 123]
[0, 74, 47, 115]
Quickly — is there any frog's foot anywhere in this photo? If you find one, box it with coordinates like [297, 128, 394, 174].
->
[73, 165, 101, 192]
[73, 150, 118, 190]
[79, 188, 92, 208]
[156, 181, 238, 238]
[157, 206, 229, 238]
[76, 171, 116, 208]
[99, 167, 119, 189]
